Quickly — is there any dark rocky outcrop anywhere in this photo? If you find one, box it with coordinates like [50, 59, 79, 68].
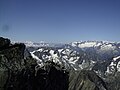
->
[5, 61, 69, 90]
[0, 37, 26, 90]
[69, 70, 108, 90]
[0, 37, 10, 50]
[105, 72, 120, 90]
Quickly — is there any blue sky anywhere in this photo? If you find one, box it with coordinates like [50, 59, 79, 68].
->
[0, 0, 120, 43]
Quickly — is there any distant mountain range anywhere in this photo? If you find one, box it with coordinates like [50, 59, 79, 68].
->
[1, 38, 120, 90]
[23, 41, 120, 75]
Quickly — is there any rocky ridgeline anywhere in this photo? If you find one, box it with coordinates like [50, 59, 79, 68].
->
[0, 37, 69, 90]
[0, 37, 119, 90]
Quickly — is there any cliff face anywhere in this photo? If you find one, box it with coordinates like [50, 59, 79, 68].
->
[0, 37, 25, 90]
[0, 37, 110, 90]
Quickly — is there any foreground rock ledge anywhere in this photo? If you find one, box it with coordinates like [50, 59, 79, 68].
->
[0, 37, 69, 90]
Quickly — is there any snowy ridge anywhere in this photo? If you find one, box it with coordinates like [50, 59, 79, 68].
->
[25, 41, 120, 75]
[71, 41, 118, 48]
[29, 47, 97, 71]
[106, 56, 120, 74]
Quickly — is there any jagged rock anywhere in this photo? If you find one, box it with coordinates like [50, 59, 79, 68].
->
[0, 37, 69, 90]
[0, 37, 10, 50]
[0, 37, 25, 90]
[0, 55, 9, 90]
[5, 60, 69, 90]
[69, 70, 108, 90]
[105, 72, 120, 90]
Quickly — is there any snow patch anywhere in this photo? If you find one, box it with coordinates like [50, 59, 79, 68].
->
[113, 56, 120, 61]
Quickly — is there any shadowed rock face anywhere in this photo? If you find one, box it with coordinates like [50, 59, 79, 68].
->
[0, 37, 10, 50]
[69, 70, 108, 90]
[5, 61, 69, 90]
[0, 37, 26, 90]
[0, 37, 114, 90]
